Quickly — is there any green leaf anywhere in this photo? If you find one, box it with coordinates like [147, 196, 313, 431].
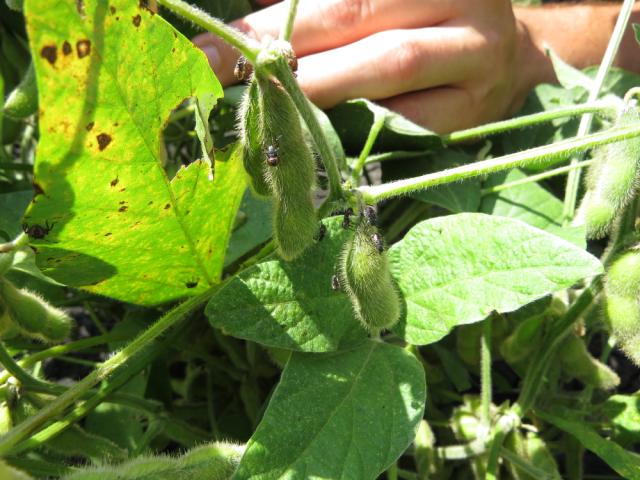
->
[601, 393, 640, 447]
[23, 0, 245, 305]
[482, 169, 585, 247]
[538, 409, 640, 480]
[234, 341, 426, 480]
[388, 213, 603, 345]
[328, 98, 441, 153]
[207, 217, 367, 352]
[224, 190, 272, 267]
[634, 24, 640, 46]
[0, 190, 32, 240]
[545, 47, 595, 92]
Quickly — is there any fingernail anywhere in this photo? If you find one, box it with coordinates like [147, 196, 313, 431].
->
[201, 45, 221, 73]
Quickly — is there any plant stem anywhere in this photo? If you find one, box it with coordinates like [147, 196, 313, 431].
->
[480, 316, 493, 429]
[280, 0, 300, 41]
[481, 159, 594, 196]
[562, 0, 636, 223]
[351, 113, 385, 184]
[352, 150, 429, 168]
[157, 0, 261, 63]
[0, 287, 215, 455]
[443, 101, 616, 145]
[359, 123, 640, 203]
[500, 446, 555, 479]
[271, 62, 344, 203]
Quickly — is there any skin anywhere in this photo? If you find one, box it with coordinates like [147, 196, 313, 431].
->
[194, 0, 640, 133]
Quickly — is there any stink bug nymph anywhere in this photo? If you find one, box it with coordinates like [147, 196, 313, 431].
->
[363, 205, 377, 226]
[342, 208, 354, 229]
[22, 221, 55, 239]
[315, 223, 327, 241]
[331, 274, 341, 291]
[371, 232, 384, 253]
[266, 144, 280, 166]
[234, 56, 252, 81]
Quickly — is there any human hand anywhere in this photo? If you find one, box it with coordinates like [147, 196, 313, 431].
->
[194, 0, 547, 133]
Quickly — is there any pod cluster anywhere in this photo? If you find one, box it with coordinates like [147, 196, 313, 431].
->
[576, 105, 640, 238]
[238, 71, 317, 261]
[604, 248, 640, 366]
[337, 206, 401, 332]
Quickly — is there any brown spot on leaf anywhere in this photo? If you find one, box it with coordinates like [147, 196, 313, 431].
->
[62, 41, 72, 56]
[132, 14, 141, 27]
[86, 121, 94, 131]
[96, 133, 112, 151]
[110, 177, 119, 187]
[76, 0, 85, 16]
[40, 45, 57, 65]
[110, 6, 116, 14]
[147, 201, 153, 205]
[104, 232, 112, 236]
[119, 187, 126, 192]
[119, 200, 126, 205]
[118, 205, 128, 212]
[76, 39, 91, 59]
[185, 280, 199, 289]
[164, 203, 171, 210]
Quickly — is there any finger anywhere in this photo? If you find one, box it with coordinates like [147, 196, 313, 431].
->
[193, 0, 457, 85]
[235, 0, 456, 56]
[295, 27, 485, 109]
[379, 87, 477, 133]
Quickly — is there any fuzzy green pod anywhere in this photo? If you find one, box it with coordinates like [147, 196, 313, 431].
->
[604, 249, 640, 365]
[340, 221, 400, 332]
[0, 279, 71, 343]
[500, 315, 545, 365]
[257, 76, 317, 260]
[577, 106, 640, 238]
[559, 333, 620, 390]
[238, 78, 271, 197]
[3, 62, 37, 120]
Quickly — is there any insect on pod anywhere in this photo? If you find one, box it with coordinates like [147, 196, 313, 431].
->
[363, 205, 377, 226]
[331, 274, 341, 291]
[238, 79, 271, 197]
[265, 143, 279, 167]
[315, 223, 327, 241]
[339, 220, 400, 332]
[234, 56, 253, 82]
[257, 75, 317, 260]
[371, 232, 384, 253]
[342, 208, 354, 229]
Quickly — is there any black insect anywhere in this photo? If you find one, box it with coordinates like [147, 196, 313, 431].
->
[342, 208, 354, 229]
[234, 56, 252, 81]
[22, 221, 55, 239]
[363, 205, 377, 226]
[371, 232, 384, 253]
[315, 224, 327, 241]
[265, 143, 280, 167]
[331, 274, 341, 291]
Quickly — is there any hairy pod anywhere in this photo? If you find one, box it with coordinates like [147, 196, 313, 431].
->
[559, 333, 620, 390]
[257, 76, 317, 260]
[238, 78, 271, 197]
[3, 62, 37, 120]
[500, 315, 545, 365]
[577, 106, 640, 238]
[340, 220, 400, 331]
[0, 279, 71, 343]
[604, 249, 640, 365]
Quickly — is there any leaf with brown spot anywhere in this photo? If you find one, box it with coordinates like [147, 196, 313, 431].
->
[24, 0, 240, 306]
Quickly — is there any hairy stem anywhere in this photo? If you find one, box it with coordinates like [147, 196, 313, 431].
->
[157, 0, 261, 63]
[481, 159, 593, 196]
[443, 101, 616, 145]
[562, 0, 636, 223]
[280, 0, 301, 41]
[359, 123, 640, 203]
[480, 316, 493, 429]
[352, 112, 385, 184]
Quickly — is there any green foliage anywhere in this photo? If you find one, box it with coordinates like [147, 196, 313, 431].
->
[0, 1, 639, 479]
[234, 341, 425, 479]
[388, 213, 602, 345]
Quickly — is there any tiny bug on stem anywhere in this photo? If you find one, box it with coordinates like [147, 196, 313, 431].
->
[315, 224, 327, 241]
[265, 144, 279, 166]
[22, 221, 55, 239]
[234, 56, 252, 81]
[331, 274, 341, 291]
